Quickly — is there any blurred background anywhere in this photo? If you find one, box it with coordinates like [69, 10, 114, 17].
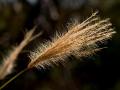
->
[0, 0, 120, 90]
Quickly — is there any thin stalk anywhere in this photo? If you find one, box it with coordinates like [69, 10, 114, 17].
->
[0, 68, 28, 90]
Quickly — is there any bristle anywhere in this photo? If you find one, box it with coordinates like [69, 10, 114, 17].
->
[28, 12, 116, 69]
[0, 28, 41, 79]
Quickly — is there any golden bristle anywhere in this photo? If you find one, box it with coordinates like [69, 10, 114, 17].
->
[28, 12, 116, 69]
[0, 28, 41, 79]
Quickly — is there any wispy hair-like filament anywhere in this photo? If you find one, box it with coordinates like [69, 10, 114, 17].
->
[0, 27, 41, 79]
[28, 12, 116, 69]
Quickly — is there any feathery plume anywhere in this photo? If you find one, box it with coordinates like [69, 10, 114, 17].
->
[28, 12, 116, 69]
[0, 27, 41, 79]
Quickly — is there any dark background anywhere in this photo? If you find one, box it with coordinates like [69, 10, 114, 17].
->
[0, 0, 120, 90]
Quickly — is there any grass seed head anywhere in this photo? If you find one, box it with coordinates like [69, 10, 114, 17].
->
[28, 12, 116, 69]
